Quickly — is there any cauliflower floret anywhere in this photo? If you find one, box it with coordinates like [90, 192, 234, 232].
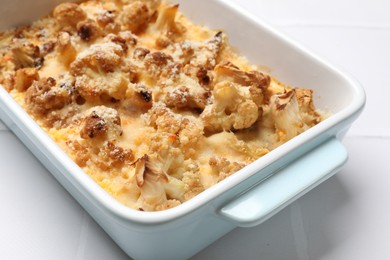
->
[201, 81, 259, 133]
[106, 31, 138, 52]
[182, 161, 204, 200]
[96, 9, 120, 33]
[168, 32, 224, 70]
[143, 51, 174, 77]
[124, 83, 153, 110]
[183, 64, 212, 86]
[0, 71, 15, 92]
[53, 2, 87, 30]
[153, 3, 187, 48]
[74, 72, 128, 102]
[77, 19, 103, 42]
[270, 90, 308, 142]
[209, 156, 247, 182]
[161, 73, 210, 110]
[11, 43, 43, 69]
[214, 61, 270, 106]
[71, 41, 125, 74]
[57, 32, 77, 67]
[201, 60, 271, 133]
[143, 103, 182, 134]
[134, 154, 185, 211]
[79, 106, 123, 141]
[25, 77, 72, 116]
[143, 104, 204, 149]
[66, 139, 133, 171]
[94, 142, 134, 170]
[70, 41, 129, 101]
[120, 1, 151, 33]
[294, 88, 322, 126]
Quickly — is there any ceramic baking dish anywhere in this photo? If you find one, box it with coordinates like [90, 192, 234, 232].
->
[0, 0, 365, 259]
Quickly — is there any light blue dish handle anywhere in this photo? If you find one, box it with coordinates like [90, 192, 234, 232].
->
[219, 137, 348, 228]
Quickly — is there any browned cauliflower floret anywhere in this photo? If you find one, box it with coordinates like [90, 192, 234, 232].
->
[143, 103, 182, 134]
[183, 64, 212, 86]
[96, 9, 121, 33]
[65, 140, 90, 167]
[294, 88, 322, 126]
[156, 63, 210, 111]
[40, 41, 56, 56]
[182, 161, 204, 200]
[14, 68, 39, 92]
[144, 51, 174, 77]
[11, 43, 43, 69]
[108, 31, 138, 51]
[134, 154, 168, 188]
[96, 9, 117, 26]
[177, 117, 204, 148]
[95, 142, 134, 170]
[134, 153, 185, 211]
[57, 31, 77, 67]
[153, 4, 186, 48]
[209, 156, 246, 182]
[164, 85, 209, 110]
[25, 77, 72, 116]
[143, 104, 204, 147]
[74, 73, 128, 102]
[143, 104, 204, 158]
[215, 61, 270, 106]
[201, 81, 260, 133]
[169, 32, 224, 70]
[270, 90, 309, 142]
[77, 19, 103, 42]
[71, 41, 125, 74]
[0, 71, 15, 92]
[120, 1, 151, 33]
[124, 83, 153, 110]
[79, 106, 123, 141]
[53, 2, 87, 29]
[70, 41, 128, 101]
[66, 139, 133, 170]
[133, 47, 151, 60]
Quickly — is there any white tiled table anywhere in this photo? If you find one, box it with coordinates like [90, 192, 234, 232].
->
[1, 1, 389, 259]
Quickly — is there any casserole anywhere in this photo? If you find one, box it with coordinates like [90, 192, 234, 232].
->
[0, 0, 365, 259]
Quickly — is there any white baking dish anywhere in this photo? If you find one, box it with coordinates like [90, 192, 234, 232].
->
[0, 0, 365, 259]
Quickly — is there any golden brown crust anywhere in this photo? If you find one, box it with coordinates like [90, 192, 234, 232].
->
[77, 19, 103, 42]
[80, 106, 123, 140]
[11, 43, 43, 70]
[25, 77, 72, 116]
[53, 2, 87, 29]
